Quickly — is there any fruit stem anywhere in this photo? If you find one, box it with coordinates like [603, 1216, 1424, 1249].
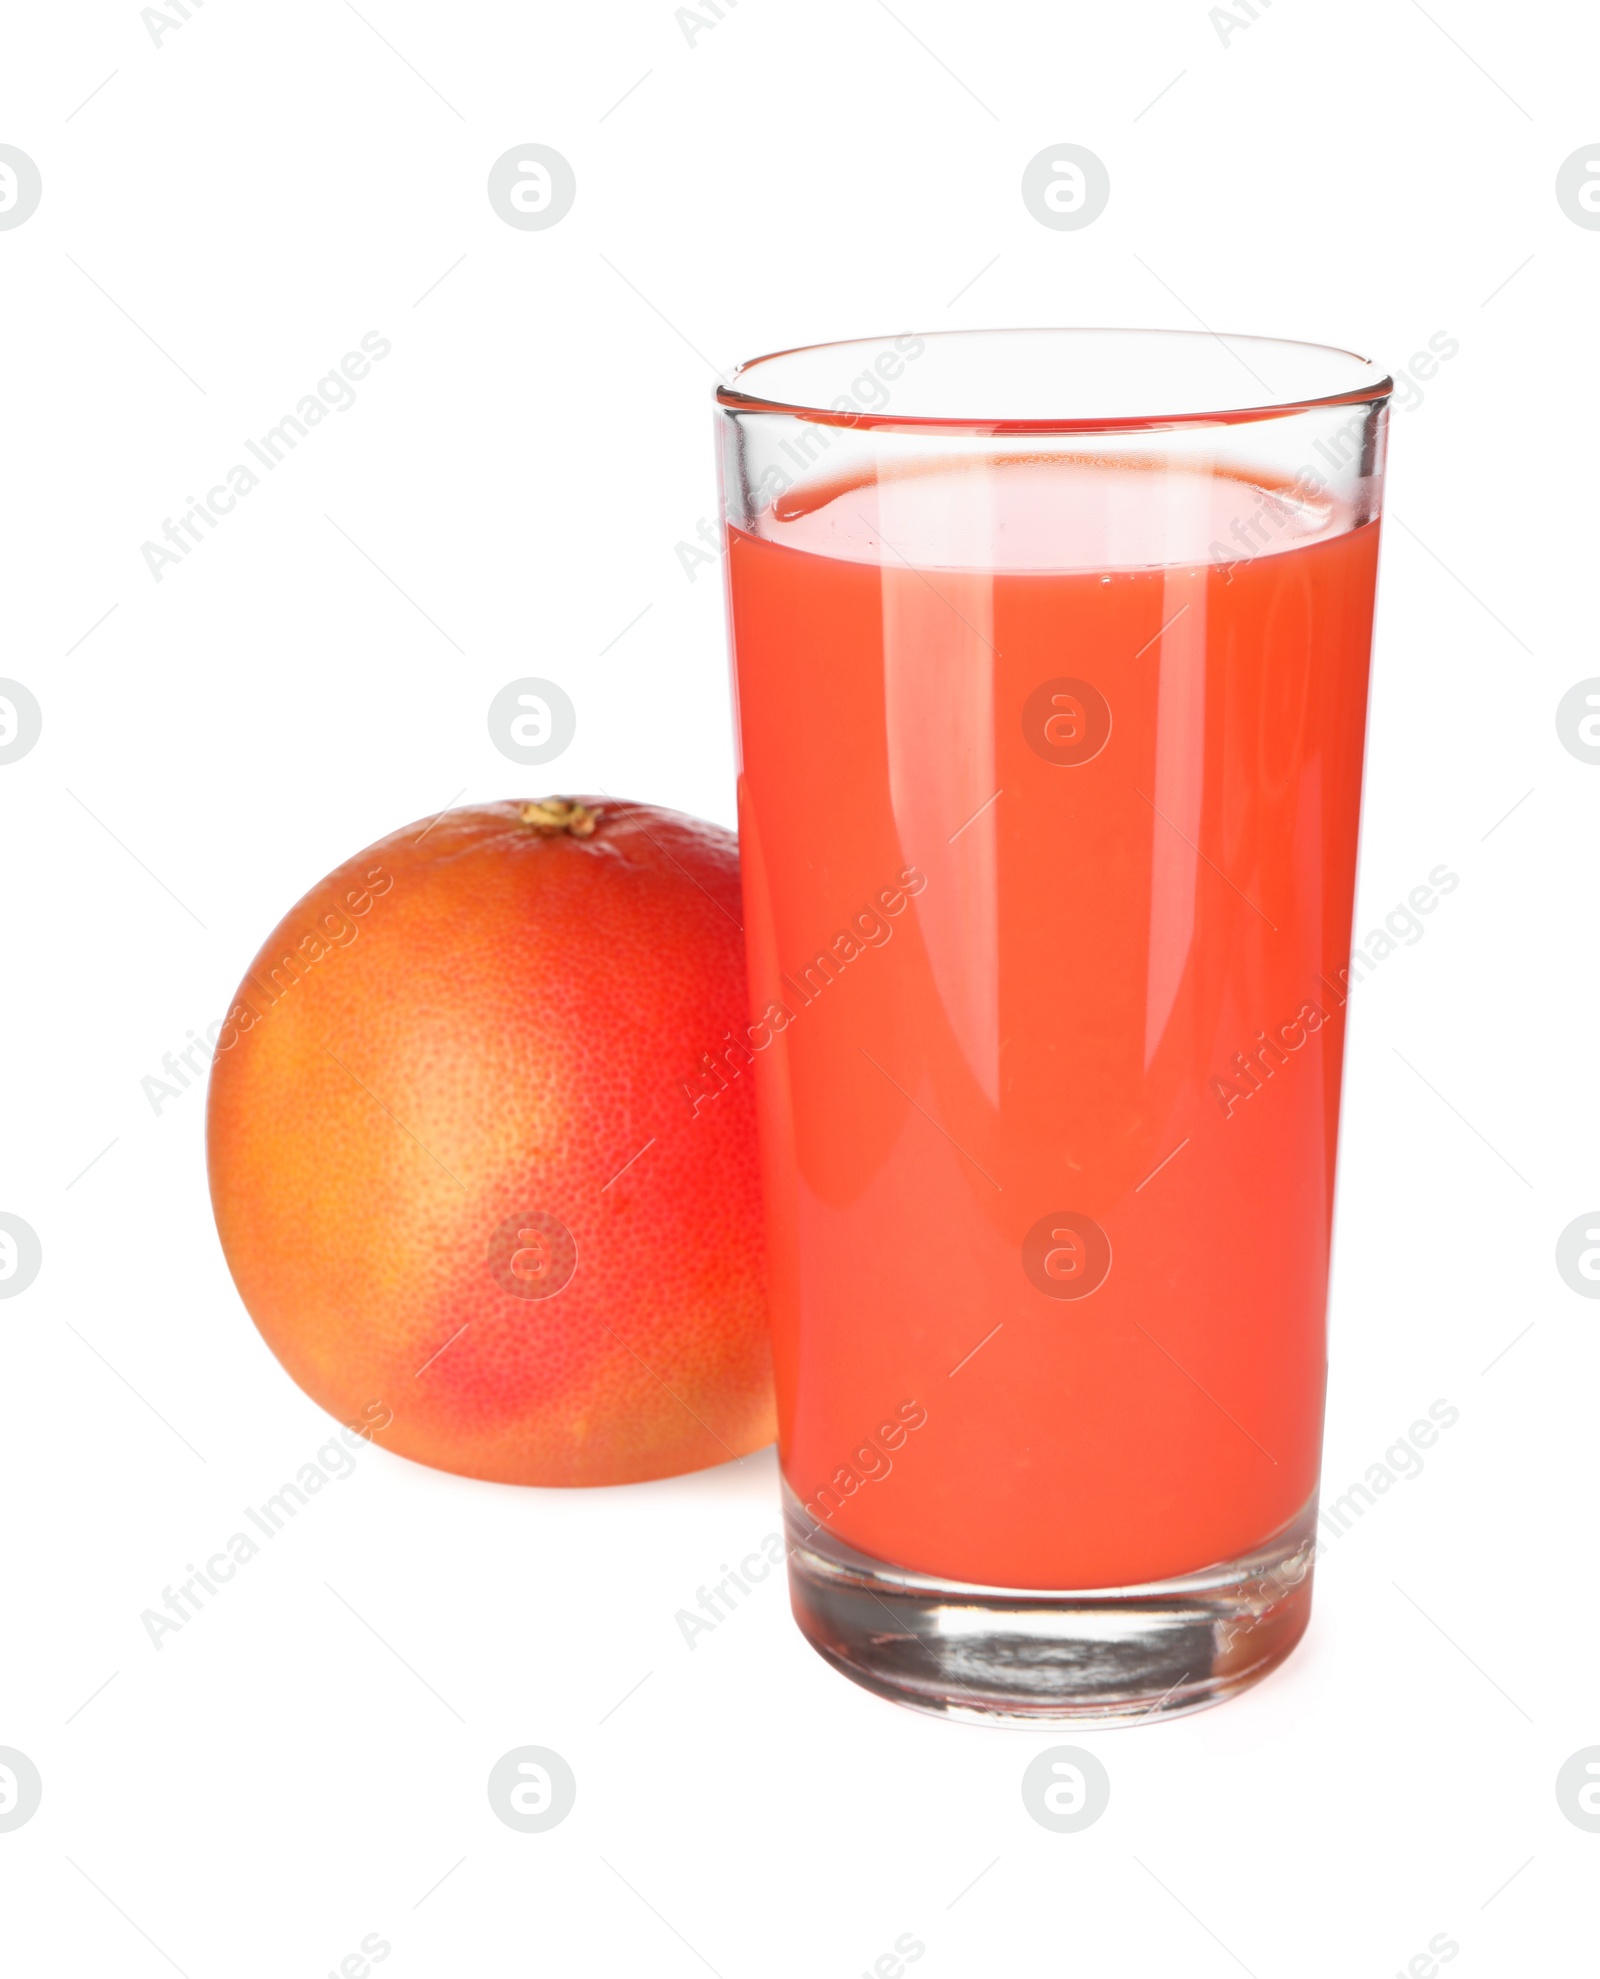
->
[520, 798, 598, 838]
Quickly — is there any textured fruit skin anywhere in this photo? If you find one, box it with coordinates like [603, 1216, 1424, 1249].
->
[206, 800, 774, 1485]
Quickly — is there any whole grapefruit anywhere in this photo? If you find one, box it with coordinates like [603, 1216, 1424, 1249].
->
[206, 797, 773, 1485]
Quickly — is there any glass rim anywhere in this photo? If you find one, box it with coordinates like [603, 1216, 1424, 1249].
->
[716, 326, 1394, 435]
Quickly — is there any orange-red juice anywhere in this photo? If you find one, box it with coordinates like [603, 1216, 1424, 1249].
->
[726, 457, 1379, 1590]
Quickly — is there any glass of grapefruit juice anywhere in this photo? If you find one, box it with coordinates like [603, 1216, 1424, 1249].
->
[716, 329, 1392, 1723]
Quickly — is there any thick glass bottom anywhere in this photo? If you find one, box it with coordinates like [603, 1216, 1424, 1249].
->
[783, 1486, 1318, 1727]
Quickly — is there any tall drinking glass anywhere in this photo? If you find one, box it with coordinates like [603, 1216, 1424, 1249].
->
[716, 329, 1390, 1723]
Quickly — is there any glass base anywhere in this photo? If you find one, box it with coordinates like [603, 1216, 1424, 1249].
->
[783, 1486, 1318, 1727]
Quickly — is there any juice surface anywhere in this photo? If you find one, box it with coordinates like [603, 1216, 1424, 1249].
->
[726, 459, 1379, 1589]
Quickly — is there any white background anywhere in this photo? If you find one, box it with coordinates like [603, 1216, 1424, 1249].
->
[2, 1, 1596, 1973]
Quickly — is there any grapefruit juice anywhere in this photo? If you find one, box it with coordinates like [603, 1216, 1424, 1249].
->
[718, 329, 1390, 1719]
